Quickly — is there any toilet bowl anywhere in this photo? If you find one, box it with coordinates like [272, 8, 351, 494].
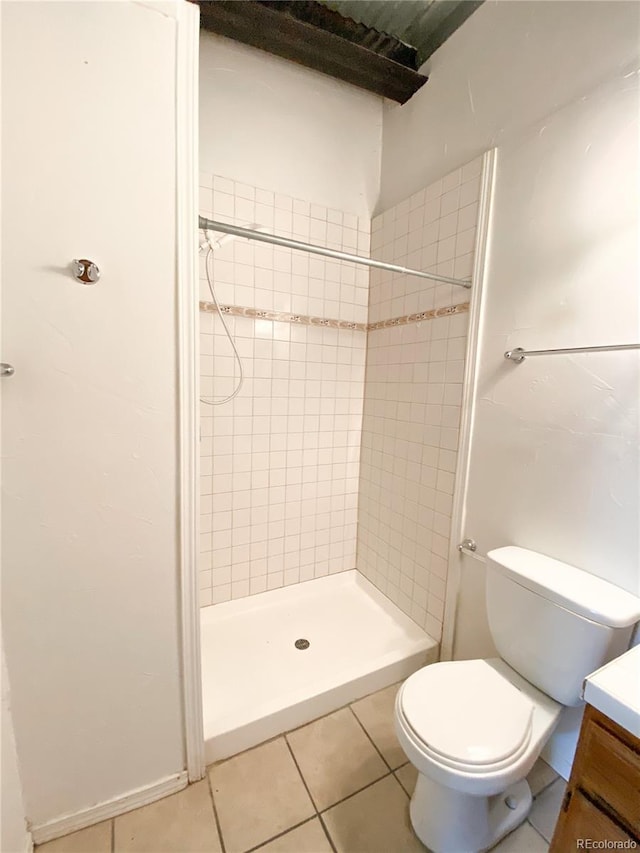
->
[394, 658, 562, 852]
[394, 546, 640, 853]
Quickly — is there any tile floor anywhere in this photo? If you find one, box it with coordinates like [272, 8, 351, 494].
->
[37, 683, 565, 853]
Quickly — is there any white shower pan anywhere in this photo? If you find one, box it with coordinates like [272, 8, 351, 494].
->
[201, 570, 438, 763]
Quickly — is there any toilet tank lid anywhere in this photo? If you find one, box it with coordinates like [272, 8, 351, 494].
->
[486, 547, 640, 628]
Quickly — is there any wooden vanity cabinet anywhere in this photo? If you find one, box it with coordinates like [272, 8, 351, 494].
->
[551, 704, 640, 850]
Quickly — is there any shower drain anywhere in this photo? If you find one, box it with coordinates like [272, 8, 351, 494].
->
[294, 638, 310, 650]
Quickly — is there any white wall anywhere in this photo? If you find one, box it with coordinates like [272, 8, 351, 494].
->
[199, 33, 382, 217]
[1, 1, 187, 829]
[464, 68, 640, 594]
[457, 56, 640, 776]
[379, 0, 640, 212]
[1, 644, 30, 853]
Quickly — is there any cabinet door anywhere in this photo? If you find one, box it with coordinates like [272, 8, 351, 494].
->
[579, 717, 640, 834]
[551, 790, 635, 851]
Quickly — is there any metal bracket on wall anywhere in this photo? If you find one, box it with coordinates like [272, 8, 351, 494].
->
[72, 259, 100, 284]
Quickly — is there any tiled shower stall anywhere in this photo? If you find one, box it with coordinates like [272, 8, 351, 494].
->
[198, 156, 483, 643]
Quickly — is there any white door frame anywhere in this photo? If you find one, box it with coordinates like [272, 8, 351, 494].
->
[176, 0, 205, 782]
[441, 148, 497, 662]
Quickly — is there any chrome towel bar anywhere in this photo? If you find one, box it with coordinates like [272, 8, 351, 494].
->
[505, 343, 640, 363]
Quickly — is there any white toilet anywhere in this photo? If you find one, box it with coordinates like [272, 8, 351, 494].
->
[394, 546, 640, 853]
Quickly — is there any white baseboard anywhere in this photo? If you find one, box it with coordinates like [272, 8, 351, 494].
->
[31, 771, 188, 845]
[541, 704, 583, 783]
[541, 743, 572, 782]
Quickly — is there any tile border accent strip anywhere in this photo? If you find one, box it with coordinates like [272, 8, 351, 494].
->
[199, 301, 470, 332]
[367, 302, 469, 331]
[199, 301, 367, 331]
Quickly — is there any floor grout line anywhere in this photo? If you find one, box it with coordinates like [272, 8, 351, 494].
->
[532, 775, 561, 801]
[317, 769, 396, 816]
[525, 817, 551, 845]
[207, 729, 288, 770]
[317, 812, 339, 853]
[347, 703, 394, 773]
[394, 766, 416, 797]
[282, 735, 339, 852]
[280, 695, 377, 738]
[283, 731, 400, 852]
[284, 726, 397, 818]
[205, 768, 228, 853]
[243, 816, 319, 853]
[283, 734, 321, 814]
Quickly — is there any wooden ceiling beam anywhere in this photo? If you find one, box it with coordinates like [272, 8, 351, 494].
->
[194, 0, 428, 104]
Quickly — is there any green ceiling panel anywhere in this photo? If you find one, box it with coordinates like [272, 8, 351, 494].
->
[318, 0, 482, 65]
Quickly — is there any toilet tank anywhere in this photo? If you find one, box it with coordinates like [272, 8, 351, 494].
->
[485, 547, 640, 706]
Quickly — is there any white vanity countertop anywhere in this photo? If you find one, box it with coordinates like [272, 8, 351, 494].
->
[583, 644, 640, 737]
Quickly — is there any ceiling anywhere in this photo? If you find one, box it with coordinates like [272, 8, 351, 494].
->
[319, 0, 480, 67]
[195, 0, 482, 104]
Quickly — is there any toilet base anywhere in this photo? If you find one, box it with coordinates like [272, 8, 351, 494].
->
[409, 772, 532, 853]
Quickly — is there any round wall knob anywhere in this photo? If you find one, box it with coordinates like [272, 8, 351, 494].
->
[72, 259, 100, 284]
[1, 363, 15, 377]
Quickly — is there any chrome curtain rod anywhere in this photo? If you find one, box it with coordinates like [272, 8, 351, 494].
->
[198, 216, 472, 289]
[505, 343, 640, 363]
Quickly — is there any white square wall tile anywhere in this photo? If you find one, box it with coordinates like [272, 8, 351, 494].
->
[199, 175, 371, 605]
[356, 156, 480, 627]
[199, 161, 480, 620]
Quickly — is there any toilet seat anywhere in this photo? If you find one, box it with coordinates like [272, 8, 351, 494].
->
[399, 660, 533, 773]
